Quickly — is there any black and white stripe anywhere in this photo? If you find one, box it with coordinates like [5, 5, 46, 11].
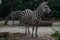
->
[23, 9, 32, 15]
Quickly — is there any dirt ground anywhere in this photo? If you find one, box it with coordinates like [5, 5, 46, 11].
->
[7, 33, 56, 40]
[0, 20, 60, 40]
[0, 27, 58, 40]
[0, 32, 57, 40]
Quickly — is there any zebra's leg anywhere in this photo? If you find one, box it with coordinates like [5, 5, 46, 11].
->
[20, 19, 23, 26]
[35, 26, 38, 37]
[18, 18, 22, 26]
[11, 15, 14, 26]
[25, 24, 27, 35]
[31, 26, 34, 37]
[21, 18, 24, 26]
[18, 18, 21, 26]
[21, 20, 24, 26]
[27, 25, 30, 34]
[18, 20, 21, 26]
[5, 17, 8, 25]
[5, 20, 8, 25]
[12, 19, 14, 26]
[20, 20, 23, 26]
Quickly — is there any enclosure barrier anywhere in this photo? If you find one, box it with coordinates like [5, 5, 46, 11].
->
[39, 21, 53, 26]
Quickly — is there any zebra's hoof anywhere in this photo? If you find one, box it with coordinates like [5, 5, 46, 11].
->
[24, 33, 26, 35]
[4, 23, 7, 25]
[31, 34, 33, 38]
[12, 25, 14, 26]
[35, 35, 38, 37]
[28, 32, 30, 34]
[18, 25, 20, 26]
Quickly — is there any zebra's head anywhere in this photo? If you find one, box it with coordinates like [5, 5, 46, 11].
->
[40, 2, 51, 14]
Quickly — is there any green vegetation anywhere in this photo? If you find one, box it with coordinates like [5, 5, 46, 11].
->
[0, 0, 60, 19]
[51, 29, 60, 40]
[48, 0, 60, 19]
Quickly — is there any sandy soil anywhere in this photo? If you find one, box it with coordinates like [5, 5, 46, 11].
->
[0, 20, 60, 40]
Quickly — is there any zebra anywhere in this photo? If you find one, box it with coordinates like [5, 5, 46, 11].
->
[5, 10, 24, 26]
[23, 2, 51, 37]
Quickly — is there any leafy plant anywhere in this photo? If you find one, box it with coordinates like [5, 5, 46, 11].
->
[51, 29, 60, 40]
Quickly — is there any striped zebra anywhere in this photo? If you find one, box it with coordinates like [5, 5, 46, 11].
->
[5, 10, 24, 26]
[23, 2, 51, 37]
[23, 9, 32, 15]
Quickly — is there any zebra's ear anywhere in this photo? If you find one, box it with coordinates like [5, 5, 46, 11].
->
[46, 2, 48, 4]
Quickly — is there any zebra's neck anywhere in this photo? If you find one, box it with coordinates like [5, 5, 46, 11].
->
[34, 8, 42, 19]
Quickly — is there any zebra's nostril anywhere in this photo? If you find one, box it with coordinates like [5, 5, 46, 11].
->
[50, 10, 52, 13]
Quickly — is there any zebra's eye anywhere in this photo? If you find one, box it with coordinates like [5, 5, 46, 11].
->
[45, 6, 47, 8]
